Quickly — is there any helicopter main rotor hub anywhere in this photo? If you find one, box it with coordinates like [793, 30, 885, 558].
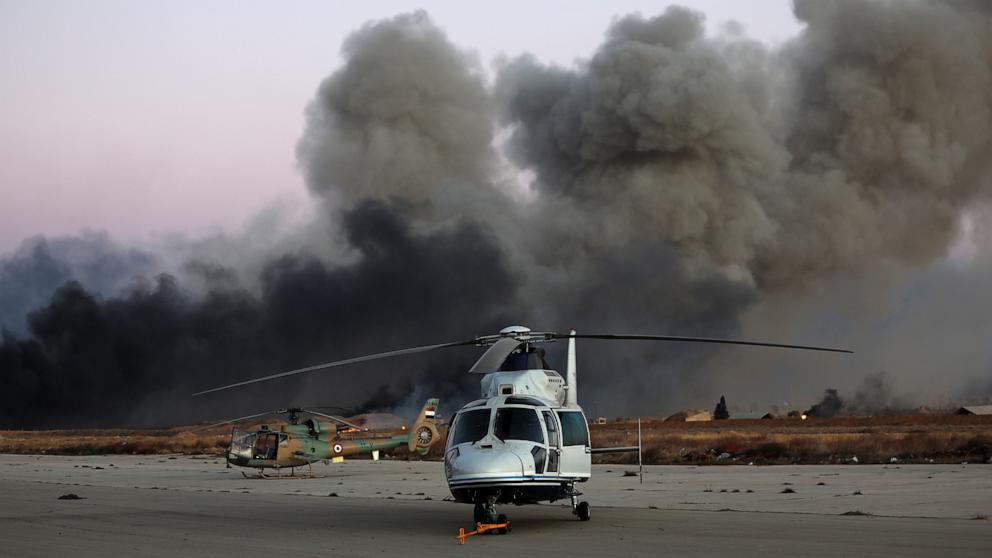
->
[475, 325, 556, 347]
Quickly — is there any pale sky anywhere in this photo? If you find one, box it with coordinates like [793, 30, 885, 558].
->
[0, 0, 801, 253]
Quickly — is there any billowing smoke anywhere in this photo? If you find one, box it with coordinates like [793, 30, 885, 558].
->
[806, 373, 917, 417]
[1, 202, 516, 427]
[807, 389, 844, 418]
[3, 1, 992, 427]
[498, 0, 992, 287]
[0, 232, 158, 336]
[297, 12, 503, 217]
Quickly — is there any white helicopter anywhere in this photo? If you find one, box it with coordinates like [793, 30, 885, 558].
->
[195, 325, 850, 527]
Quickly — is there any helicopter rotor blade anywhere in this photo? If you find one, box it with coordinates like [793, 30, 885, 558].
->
[298, 405, 353, 413]
[192, 338, 478, 396]
[304, 410, 364, 431]
[190, 410, 279, 431]
[555, 333, 852, 354]
[191, 328, 851, 398]
[468, 337, 525, 373]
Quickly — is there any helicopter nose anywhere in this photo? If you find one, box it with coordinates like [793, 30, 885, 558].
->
[446, 445, 525, 480]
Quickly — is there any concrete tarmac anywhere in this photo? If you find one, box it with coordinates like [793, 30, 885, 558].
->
[1, 455, 989, 557]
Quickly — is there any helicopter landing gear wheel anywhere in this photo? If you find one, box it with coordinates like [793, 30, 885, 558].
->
[496, 513, 510, 534]
[472, 494, 499, 524]
[576, 501, 591, 521]
[473, 503, 487, 524]
[474, 494, 499, 525]
[568, 483, 589, 520]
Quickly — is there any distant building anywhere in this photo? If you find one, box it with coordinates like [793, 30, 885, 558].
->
[595, 416, 608, 424]
[665, 409, 712, 422]
[955, 405, 992, 416]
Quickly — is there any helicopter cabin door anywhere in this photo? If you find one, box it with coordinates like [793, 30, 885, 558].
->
[541, 410, 560, 474]
[555, 409, 591, 478]
[253, 432, 279, 460]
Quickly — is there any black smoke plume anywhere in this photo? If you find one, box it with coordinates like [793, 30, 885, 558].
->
[807, 389, 844, 418]
[806, 373, 919, 418]
[0, 202, 517, 427]
[0, 232, 157, 336]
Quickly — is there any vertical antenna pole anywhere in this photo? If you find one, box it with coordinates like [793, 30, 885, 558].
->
[638, 417, 643, 485]
[227, 427, 235, 468]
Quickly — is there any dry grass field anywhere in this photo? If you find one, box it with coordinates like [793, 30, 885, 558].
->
[2, 415, 991, 465]
[0, 427, 230, 456]
[590, 415, 992, 465]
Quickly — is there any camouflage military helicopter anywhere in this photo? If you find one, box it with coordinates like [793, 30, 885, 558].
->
[203, 400, 440, 477]
[196, 326, 848, 524]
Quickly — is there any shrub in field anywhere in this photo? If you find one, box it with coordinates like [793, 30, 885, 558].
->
[958, 436, 992, 461]
[746, 442, 789, 462]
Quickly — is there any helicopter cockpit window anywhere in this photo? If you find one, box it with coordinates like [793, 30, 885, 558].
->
[494, 407, 545, 444]
[450, 408, 491, 446]
[499, 347, 550, 371]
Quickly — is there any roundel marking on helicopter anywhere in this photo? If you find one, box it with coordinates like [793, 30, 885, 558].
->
[416, 426, 433, 446]
[333, 444, 343, 454]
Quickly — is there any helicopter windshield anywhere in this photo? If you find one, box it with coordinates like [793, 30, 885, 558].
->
[494, 407, 544, 444]
[229, 431, 255, 458]
[450, 408, 491, 445]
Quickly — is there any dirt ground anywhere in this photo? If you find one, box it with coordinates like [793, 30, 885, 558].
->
[2, 455, 990, 557]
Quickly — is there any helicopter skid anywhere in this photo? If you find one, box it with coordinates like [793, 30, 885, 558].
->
[242, 470, 271, 479]
[240, 472, 336, 480]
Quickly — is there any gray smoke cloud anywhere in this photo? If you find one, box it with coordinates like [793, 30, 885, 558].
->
[297, 11, 510, 223]
[4, 1, 992, 426]
[498, 1, 992, 287]
[298, 1, 992, 414]
[0, 232, 158, 335]
[806, 372, 917, 417]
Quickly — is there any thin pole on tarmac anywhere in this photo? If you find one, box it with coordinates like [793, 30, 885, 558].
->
[638, 417, 643, 484]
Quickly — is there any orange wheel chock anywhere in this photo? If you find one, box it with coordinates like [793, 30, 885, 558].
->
[456, 521, 510, 544]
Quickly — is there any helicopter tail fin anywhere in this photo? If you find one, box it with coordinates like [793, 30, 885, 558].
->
[565, 329, 578, 407]
[408, 398, 440, 455]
